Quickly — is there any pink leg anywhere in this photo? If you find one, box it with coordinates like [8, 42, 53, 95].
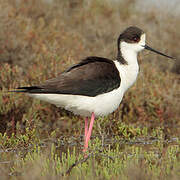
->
[83, 112, 95, 152]
[84, 117, 88, 139]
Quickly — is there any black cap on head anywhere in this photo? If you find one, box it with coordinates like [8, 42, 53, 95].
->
[117, 26, 144, 54]
[118, 26, 144, 44]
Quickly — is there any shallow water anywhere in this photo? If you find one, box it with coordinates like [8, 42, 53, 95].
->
[0, 135, 179, 160]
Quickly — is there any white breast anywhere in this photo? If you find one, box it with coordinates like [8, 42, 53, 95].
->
[114, 60, 139, 93]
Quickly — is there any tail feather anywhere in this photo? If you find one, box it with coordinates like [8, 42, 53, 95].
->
[9, 86, 42, 93]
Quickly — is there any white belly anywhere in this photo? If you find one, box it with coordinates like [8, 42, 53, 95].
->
[29, 85, 125, 117]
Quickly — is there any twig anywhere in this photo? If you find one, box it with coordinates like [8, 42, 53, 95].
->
[62, 153, 92, 176]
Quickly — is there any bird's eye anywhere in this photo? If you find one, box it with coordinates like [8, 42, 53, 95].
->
[133, 36, 139, 42]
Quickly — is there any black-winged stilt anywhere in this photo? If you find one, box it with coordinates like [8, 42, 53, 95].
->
[12, 26, 174, 152]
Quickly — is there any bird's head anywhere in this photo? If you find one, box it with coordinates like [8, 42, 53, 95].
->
[117, 26, 174, 60]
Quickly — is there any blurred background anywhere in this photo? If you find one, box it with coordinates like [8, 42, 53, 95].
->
[0, 0, 179, 72]
[0, 0, 179, 136]
[0, 1, 179, 178]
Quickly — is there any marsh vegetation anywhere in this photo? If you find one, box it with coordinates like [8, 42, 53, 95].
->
[0, 0, 179, 179]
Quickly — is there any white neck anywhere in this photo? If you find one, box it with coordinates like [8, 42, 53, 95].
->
[114, 41, 140, 92]
[120, 41, 138, 66]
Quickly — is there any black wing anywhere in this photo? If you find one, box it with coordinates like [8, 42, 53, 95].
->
[16, 56, 121, 97]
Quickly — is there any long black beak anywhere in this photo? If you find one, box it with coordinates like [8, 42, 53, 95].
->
[143, 45, 174, 59]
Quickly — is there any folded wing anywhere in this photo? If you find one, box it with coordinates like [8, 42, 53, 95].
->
[16, 56, 121, 97]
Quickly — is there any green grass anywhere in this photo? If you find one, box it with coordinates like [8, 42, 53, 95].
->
[0, 0, 179, 179]
[0, 130, 179, 179]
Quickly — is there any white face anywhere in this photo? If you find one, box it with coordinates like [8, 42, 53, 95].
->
[121, 33, 146, 53]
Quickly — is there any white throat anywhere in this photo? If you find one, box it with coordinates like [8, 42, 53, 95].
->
[120, 42, 138, 65]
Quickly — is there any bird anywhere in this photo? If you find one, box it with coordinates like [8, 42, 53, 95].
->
[12, 26, 174, 152]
